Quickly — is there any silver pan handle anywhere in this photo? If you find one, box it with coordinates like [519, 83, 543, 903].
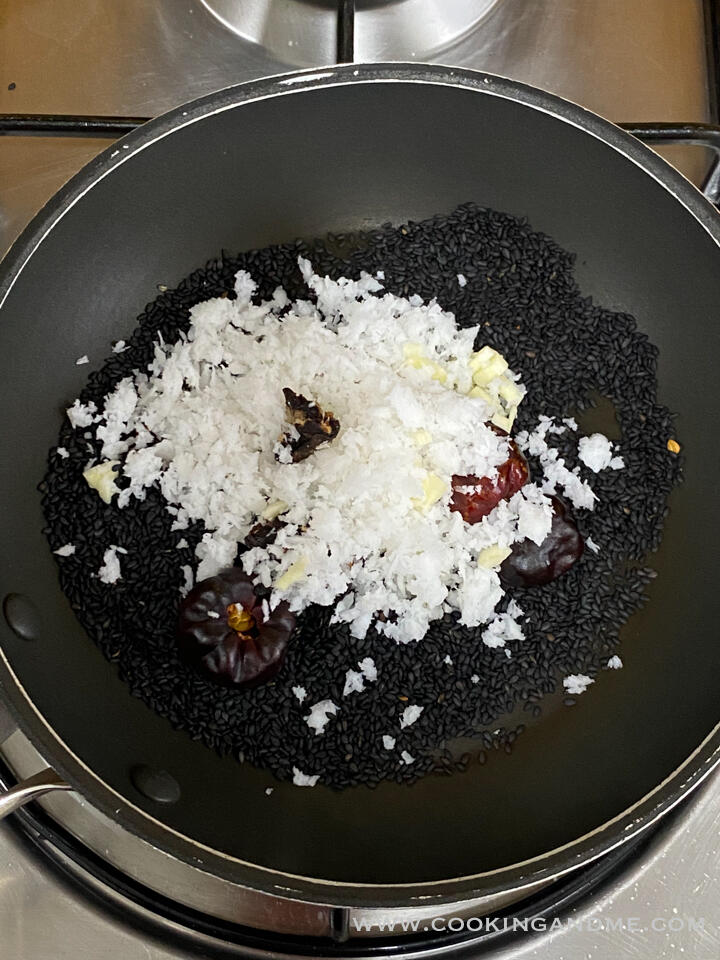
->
[0, 768, 71, 820]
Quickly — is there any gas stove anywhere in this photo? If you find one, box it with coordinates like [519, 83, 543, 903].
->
[1, 2, 719, 957]
[0, 746, 717, 960]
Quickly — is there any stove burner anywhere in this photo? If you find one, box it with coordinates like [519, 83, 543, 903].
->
[199, 0, 503, 67]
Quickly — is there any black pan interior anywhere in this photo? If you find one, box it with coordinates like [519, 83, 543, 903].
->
[0, 76, 719, 886]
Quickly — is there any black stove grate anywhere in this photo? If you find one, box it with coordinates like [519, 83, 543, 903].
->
[1, 0, 720, 204]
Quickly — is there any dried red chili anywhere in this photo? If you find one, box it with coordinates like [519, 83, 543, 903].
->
[500, 496, 584, 587]
[450, 439, 529, 524]
[244, 516, 286, 549]
[275, 388, 340, 463]
[177, 567, 295, 687]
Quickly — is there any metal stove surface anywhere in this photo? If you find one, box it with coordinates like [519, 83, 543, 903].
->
[0, 0, 714, 247]
[0, 1, 718, 957]
[0, 773, 717, 959]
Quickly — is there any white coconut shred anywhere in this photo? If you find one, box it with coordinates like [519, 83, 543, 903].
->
[73, 260, 615, 646]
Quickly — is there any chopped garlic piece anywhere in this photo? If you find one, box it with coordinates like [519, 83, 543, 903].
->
[411, 428, 432, 446]
[468, 346, 494, 372]
[468, 384, 492, 403]
[275, 556, 308, 590]
[470, 346, 509, 387]
[83, 460, 121, 504]
[477, 544, 512, 569]
[411, 473, 447, 513]
[491, 413, 514, 433]
[473, 360, 508, 387]
[469, 346, 508, 383]
[402, 342, 447, 382]
[473, 345, 498, 364]
[261, 499, 289, 521]
[466, 353, 521, 431]
[497, 377, 523, 407]
[403, 342, 424, 362]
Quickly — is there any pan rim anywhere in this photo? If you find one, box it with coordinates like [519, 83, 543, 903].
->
[1, 61, 719, 908]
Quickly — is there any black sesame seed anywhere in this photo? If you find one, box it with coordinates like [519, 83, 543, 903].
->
[41, 202, 681, 789]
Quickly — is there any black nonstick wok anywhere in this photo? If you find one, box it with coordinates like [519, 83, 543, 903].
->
[0, 64, 719, 911]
